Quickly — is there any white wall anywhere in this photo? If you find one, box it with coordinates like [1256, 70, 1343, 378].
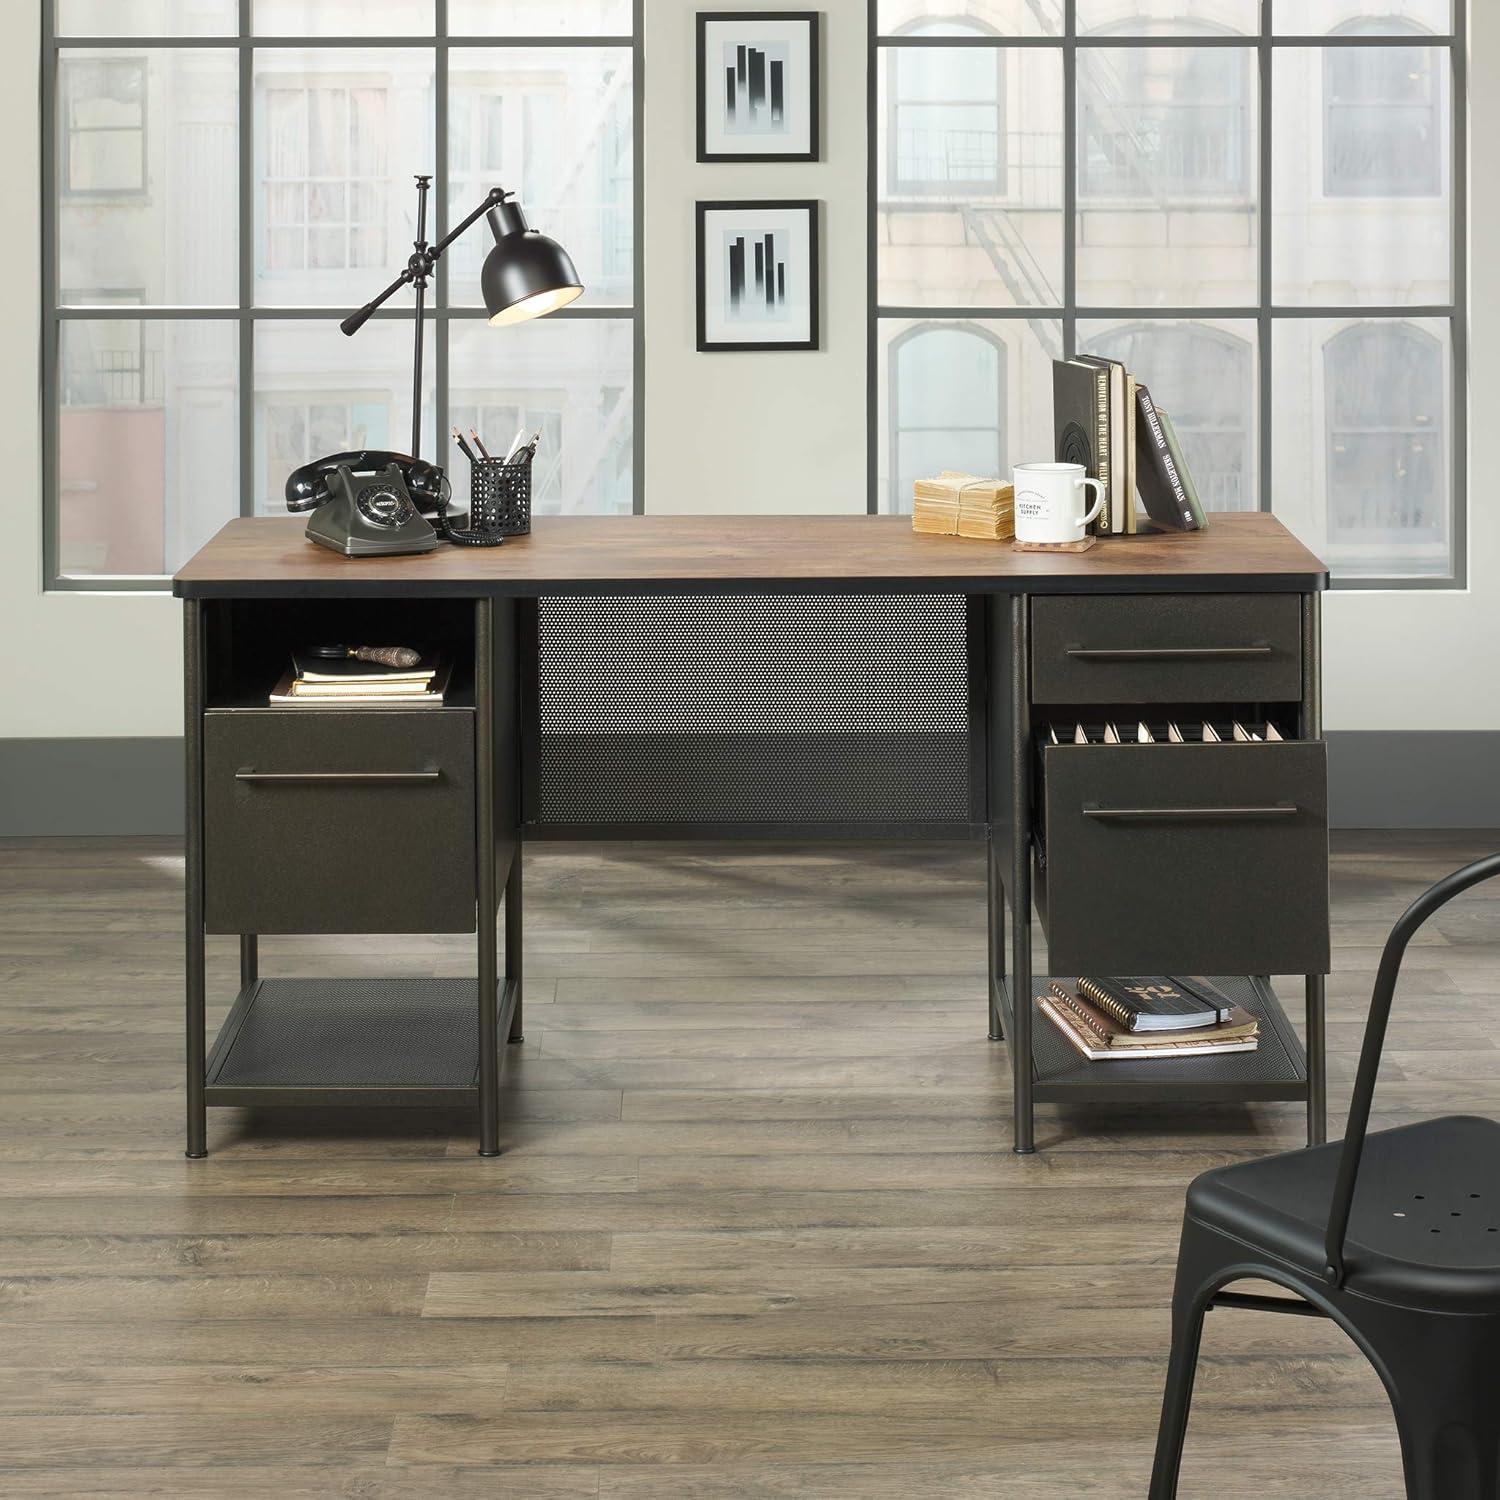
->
[644, 0, 868, 515]
[3, 2, 181, 740]
[0, 3, 1491, 741]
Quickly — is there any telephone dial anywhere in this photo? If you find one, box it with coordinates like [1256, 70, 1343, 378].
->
[286, 450, 505, 556]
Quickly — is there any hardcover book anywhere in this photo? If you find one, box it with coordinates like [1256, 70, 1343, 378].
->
[1075, 355, 1133, 535]
[292, 649, 441, 683]
[1156, 408, 1207, 529]
[1052, 358, 1112, 535]
[1134, 382, 1199, 532]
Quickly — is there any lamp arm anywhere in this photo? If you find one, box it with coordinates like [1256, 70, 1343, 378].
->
[340, 268, 415, 337]
[429, 187, 509, 263]
[341, 188, 509, 337]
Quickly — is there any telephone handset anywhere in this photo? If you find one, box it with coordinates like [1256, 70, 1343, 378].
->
[286, 450, 506, 555]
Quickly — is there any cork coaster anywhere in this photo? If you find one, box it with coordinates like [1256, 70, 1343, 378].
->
[1012, 535, 1098, 554]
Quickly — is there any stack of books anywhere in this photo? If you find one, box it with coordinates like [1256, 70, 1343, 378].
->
[1053, 357, 1208, 536]
[912, 471, 1015, 540]
[1040, 977, 1259, 1062]
[270, 649, 452, 709]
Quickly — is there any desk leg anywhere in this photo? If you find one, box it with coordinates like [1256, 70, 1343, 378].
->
[1306, 974, 1327, 1146]
[1301, 594, 1327, 1148]
[239, 935, 258, 988]
[1009, 595, 1034, 1155]
[506, 852, 524, 1044]
[987, 834, 1004, 1041]
[476, 599, 501, 1158]
[184, 600, 207, 1160]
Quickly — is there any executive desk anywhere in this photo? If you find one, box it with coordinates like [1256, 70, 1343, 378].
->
[175, 512, 1330, 1157]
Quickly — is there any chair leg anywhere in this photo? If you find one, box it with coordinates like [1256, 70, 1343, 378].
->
[1355, 1306, 1500, 1500]
[1149, 1217, 1240, 1500]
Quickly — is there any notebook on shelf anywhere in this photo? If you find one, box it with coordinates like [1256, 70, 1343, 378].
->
[1077, 976, 1236, 1033]
[1042, 985, 1259, 1062]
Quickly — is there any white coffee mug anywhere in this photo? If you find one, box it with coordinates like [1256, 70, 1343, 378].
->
[1012, 462, 1106, 545]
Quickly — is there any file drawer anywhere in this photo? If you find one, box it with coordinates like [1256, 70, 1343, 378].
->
[1031, 594, 1303, 705]
[203, 709, 476, 935]
[1041, 740, 1329, 976]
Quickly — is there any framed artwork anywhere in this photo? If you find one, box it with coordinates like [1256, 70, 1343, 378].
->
[696, 200, 820, 353]
[696, 11, 820, 163]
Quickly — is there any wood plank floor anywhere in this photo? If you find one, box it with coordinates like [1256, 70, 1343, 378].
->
[2, 832, 1499, 1497]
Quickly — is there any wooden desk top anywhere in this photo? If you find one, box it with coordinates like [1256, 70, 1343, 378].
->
[173, 512, 1328, 599]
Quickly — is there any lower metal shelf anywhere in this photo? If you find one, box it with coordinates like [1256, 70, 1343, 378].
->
[993, 975, 1309, 1105]
[203, 976, 517, 1108]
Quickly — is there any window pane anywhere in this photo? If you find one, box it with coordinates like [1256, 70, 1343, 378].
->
[878, 46, 1062, 310]
[59, 49, 238, 306]
[57, 0, 236, 34]
[1272, 317, 1453, 580]
[448, 49, 633, 307]
[253, 49, 435, 307]
[1275, 2, 1451, 35]
[253, 0, 435, 34]
[1273, 46, 1449, 304]
[254, 318, 437, 512]
[877, 317, 1060, 514]
[1077, 3, 1258, 35]
[877, 2, 1061, 35]
[1076, 46, 1257, 306]
[449, 1, 634, 32]
[58, 319, 238, 576]
[1080, 318, 1258, 510]
[447, 318, 633, 517]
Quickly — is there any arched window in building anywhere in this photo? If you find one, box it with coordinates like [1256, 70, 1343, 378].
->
[889, 322, 1006, 511]
[1325, 19, 1442, 196]
[1085, 322, 1255, 509]
[1325, 321, 1444, 548]
[1080, 24, 1251, 201]
[887, 20, 1005, 195]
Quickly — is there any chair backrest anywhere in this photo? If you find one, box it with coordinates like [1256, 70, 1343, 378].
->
[1323, 851, 1500, 1287]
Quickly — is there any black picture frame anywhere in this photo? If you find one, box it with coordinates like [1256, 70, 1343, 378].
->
[696, 11, 821, 164]
[696, 199, 820, 353]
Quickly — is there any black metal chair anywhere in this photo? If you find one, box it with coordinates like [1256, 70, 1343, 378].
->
[1150, 852, 1500, 1500]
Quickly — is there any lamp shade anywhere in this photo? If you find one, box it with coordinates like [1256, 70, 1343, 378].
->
[481, 200, 584, 327]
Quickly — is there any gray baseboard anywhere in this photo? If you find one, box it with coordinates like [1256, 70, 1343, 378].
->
[0, 738, 185, 837]
[1, 731, 1498, 836]
[1325, 731, 1500, 829]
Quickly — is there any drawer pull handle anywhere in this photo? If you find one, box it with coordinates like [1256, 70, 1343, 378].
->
[1065, 646, 1274, 661]
[1083, 804, 1298, 822]
[235, 770, 441, 785]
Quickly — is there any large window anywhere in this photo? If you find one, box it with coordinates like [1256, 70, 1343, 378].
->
[871, 2, 1464, 585]
[44, 1, 640, 587]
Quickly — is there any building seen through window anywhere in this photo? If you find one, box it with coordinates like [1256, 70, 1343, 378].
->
[874, 2, 1460, 583]
[47, 7, 638, 584]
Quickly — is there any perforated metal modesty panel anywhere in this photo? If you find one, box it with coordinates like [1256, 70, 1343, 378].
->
[534, 596, 975, 827]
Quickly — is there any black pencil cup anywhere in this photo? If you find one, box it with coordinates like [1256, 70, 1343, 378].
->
[467, 451, 533, 538]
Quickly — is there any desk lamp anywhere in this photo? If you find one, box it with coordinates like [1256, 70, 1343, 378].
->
[341, 174, 584, 464]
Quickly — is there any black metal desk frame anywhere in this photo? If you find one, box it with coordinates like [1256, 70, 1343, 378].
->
[178, 519, 1329, 1158]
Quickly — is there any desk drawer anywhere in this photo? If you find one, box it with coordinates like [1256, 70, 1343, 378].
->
[1041, 741, 1328, 976]
[204, 710, 476, 935]
[1031, 595, 1303, 705]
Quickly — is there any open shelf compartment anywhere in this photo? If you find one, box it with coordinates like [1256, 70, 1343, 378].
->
[992, 975, 1308, 1105]
[204, 977, 517, 1108]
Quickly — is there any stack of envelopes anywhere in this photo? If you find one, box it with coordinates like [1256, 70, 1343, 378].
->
[912, 471, 1014, 540]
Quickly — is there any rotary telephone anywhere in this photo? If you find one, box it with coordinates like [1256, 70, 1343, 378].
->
[286, 450, 504, 556]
